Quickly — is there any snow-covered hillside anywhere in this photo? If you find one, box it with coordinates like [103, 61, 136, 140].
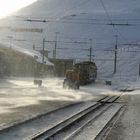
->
[0, 0, 140, 80]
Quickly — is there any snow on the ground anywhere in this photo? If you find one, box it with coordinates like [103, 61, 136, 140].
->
[0, 75, 139, 115]
[0, 77, 120, 128]
[0, 77, 120, 114]
[0, 76, 139, 131]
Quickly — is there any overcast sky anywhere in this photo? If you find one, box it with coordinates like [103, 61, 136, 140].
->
[0, 0, 37, 18]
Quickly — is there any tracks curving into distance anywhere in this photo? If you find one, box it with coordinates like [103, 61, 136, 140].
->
[0, 95, 124, 140]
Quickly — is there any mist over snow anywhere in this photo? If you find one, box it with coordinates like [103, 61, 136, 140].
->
[0, 0, 140, 80]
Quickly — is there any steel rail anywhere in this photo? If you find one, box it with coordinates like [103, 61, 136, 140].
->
[30, 96, 120, 140]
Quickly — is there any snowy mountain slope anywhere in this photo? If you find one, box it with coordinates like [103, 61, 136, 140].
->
[0, 0, 140, 79]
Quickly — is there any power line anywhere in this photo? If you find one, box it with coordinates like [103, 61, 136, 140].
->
[0, 37, 33, 48]
[57, 47, 89, 51]
[99, 0, 130, 43]
[99, 0, 113, 24]
[4, 14, 136, 27]
[44, 40, 89, 44]
[55, 0, 93, 19]
[8, 15, 140, 25]
[11, 15, 140, 22]
[24, 18, 133, 26]
[13, 0, 92, 22]
[60, 17, 140, 22]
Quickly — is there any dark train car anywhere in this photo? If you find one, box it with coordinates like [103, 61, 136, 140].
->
[63, 61, 97, 89]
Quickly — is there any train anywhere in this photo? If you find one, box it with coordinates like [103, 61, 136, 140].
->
[63, 61, 97, 89]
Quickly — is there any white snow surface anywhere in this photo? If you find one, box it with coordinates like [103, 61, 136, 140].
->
[0, 77, 120, 115]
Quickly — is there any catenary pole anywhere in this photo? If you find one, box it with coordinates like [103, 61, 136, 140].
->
[114, 35, 118, 74]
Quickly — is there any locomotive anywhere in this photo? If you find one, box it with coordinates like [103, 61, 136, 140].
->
[63, 61, 97, 89]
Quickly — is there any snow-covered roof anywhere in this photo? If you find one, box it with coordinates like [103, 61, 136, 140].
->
[0, 42, 54, 66]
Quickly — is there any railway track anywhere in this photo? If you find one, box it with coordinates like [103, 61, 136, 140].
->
[0, 95, 124, 140]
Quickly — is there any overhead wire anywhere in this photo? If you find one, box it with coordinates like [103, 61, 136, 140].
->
[53, 0, 93, 19]
[3, 0, 140, 56]
[99, 0, 130, 43]
[8, 14, 140, 26]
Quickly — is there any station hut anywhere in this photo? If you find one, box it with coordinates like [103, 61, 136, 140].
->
[49, 58, 74, 77]
[0, 43, 54, 77]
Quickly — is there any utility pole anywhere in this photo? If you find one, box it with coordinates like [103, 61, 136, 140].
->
[89, 39, 92, 62]
[54, 32, 59, 59]
[33, 44, 35, 50]
[8, 36, 13, 49]
[42, 38, 45, 63]
[114, 35, 118, 74]
[139, 59, 140, 76]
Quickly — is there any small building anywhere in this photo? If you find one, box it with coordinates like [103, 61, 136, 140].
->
[0, 43, 54, 77]
[49, 58, 74, 77]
